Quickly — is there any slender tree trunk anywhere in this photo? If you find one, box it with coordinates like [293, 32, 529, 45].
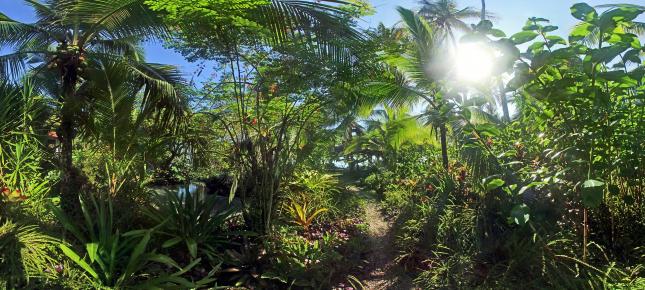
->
[481, 0, 486, 22]
[499, 81, 510, 121]
[439, 123, 449, 170]
[58, 69, 80, 214]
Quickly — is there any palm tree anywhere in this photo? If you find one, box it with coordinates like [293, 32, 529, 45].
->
[365, 7, 453, 169]
[0, 0, 185, 211]
[418, 0, 492, 46]
[344, 106, 433, 169]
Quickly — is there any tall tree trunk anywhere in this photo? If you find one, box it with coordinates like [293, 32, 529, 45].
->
[439, 123, 449, 170]
[58, 69, 80, 214]
[499, 80, 510, 121]
[481, 0, 486, 22]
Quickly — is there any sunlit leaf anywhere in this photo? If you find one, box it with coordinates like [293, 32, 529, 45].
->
[485, 178, 505, 192]
[570, 22, 595, 42]
[581, 179, 604, 208]
[510, 31, 538, 44]
[571, 3, 598, 22]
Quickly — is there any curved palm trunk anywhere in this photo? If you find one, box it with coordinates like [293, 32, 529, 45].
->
[439, 123, 449, 170]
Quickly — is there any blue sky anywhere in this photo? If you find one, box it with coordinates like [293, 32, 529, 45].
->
[2, 0, 643, 81]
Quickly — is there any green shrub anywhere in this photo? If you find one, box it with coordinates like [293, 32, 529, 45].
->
[144, 189, 239, 263]
[0, 219, 58, 288]
[382, 184, 416, 216]
[53, 196, 212, 288]
[263, 230, 344, 288]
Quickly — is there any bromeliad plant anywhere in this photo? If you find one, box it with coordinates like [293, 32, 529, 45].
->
[144, 189, 239, 262]
[287, 200, 328, 233]
[53, 196, 212, 289]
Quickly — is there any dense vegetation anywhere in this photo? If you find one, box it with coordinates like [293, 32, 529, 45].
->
[0, 0, 643, 289]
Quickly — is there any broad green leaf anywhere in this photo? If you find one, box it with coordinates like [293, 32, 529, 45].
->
[542, 25, 558, 32]
[532, 50, 552, 68]
[528, 41, 545, 53]
[511, 204, 530, 225]
[147, 254, 181, 269]
[529, 17, 550, 23]
[162, 237, 182, 248]
[598, 7, 644, 32]
[591, 45, 628, 63]
[86, 242, 99, 263]
[546, 35, 567, 47]
[570, 22, 594, 42]
[597, 71, 638, 87]
[523, 24, 540, 31]
[510, 31, 538, 44]
[489, 28, 506, 37]
[485, 178, 505, 192]
[124, 231, 151, 276]
[581, 179, 605, 208]
[608, 33, 641, 49]
[60, 244, 99, 279]
[571, 3, 598, 22]
[518, 181, 547, 195]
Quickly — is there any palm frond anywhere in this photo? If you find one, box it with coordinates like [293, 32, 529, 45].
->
[67, 0, 169, 44]
[120, 60, 187, 128]
[256, 0, 363, 62]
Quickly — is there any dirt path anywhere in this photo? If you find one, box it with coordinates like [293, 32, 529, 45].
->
[360, 194, 417, 290]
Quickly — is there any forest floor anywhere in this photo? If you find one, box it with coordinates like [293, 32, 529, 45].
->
[345, 183, 417, 290]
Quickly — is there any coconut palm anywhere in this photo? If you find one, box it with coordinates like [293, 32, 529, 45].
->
[0, 0, 185, 211]
[364, 7, 453, 169]
[344, 106, 433, 168]
[418, 0, 493, 46]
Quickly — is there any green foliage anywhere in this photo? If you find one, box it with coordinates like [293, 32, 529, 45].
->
[287, 200, 328, 232]
[0, 219, 58, 288]
[53, 196, 211, 288]
[144, 189, 238, 262]
[263, 230, 344, 288]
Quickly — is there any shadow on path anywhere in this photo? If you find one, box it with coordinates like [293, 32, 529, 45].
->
[345, 184, 417, 290]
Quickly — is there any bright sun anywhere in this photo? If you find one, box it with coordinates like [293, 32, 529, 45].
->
[455, 42, 494, 83]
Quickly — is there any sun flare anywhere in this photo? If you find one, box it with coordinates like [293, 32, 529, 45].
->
[455, 42, 494, 83]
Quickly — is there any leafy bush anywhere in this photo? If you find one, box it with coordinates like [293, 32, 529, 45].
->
[0, 219, 58, 288]
[53, 196, 211, 288]
[144, 189, 239, 263]
[263, 230, 344, 288]
[284, 170, 340, 218]
[381, 184, 416, 216]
